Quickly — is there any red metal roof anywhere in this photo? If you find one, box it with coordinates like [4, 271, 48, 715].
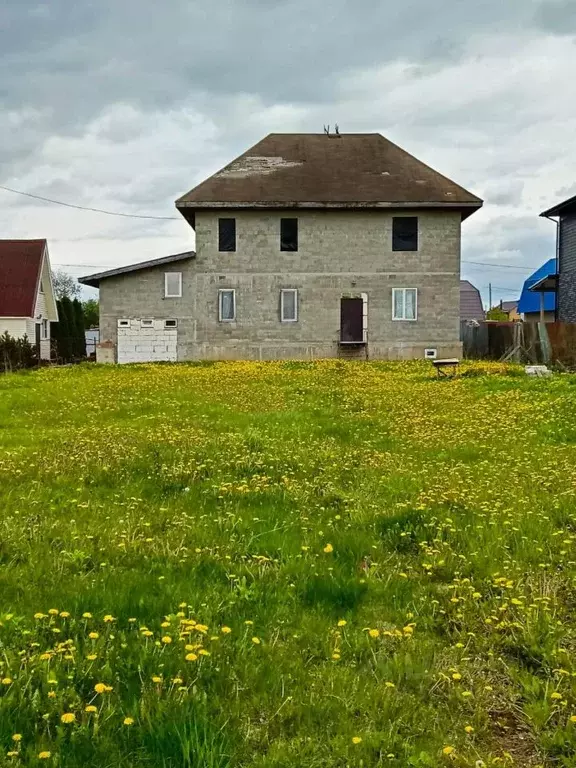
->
[0, 240, 46, 317]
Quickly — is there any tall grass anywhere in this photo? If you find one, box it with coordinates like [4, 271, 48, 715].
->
[0, 360, 575, 766]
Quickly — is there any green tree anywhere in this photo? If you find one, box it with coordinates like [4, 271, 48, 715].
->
[72, 299, 87, 358]
[51, 270, 81, 300]
[58, 296, 74, 361]
[486, 306, 508, 321]
[82, 299, 99, 329]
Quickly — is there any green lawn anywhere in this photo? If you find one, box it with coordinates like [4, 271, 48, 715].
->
[1, 360, 576, 767]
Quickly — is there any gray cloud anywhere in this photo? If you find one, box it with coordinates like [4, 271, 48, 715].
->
[0, 0, 575, 293]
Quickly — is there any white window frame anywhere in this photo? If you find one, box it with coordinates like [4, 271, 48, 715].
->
[42, 319, 49, 339]
[140, 318, 154, 327]
[280, 289, 298, 322]
[118, 319, 130, 328]
[164, 319, 178, 329]
[164, 272, 182, 298]
[218, 289, 236, 322]
[392, 288, 418, 321]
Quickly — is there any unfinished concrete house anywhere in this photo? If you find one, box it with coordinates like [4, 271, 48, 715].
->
[80, 132, 482, 362]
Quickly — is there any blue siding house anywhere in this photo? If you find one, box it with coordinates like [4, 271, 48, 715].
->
[517, 259, 557, 321]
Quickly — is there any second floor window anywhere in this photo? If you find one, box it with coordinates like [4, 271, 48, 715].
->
[392, 217, 418, 251]
[218, 289, 236, 322]
[164, 272, 182, 298]
[280, 218, 298, 251]
[219, 218, 236, 252]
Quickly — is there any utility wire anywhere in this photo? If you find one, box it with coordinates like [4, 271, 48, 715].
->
[0, 183, 180, 221]
[462, 260, 536, 270]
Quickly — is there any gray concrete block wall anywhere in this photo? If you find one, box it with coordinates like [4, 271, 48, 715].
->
[99, 209, 463, 361]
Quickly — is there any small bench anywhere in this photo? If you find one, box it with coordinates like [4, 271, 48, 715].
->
[432, 358, 459, 377]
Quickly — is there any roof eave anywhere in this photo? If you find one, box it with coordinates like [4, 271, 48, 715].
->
[176, 200, 482, 212]
[540, 194, 576, 218]
[79, 252, 195, 288]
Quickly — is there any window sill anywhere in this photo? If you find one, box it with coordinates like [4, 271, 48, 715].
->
[392, 318, 418, 322]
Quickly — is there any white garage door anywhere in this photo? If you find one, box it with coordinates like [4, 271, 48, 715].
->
[117, 319, 177, 364]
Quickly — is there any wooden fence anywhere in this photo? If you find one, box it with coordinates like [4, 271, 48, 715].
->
[461, 321, 576, 367]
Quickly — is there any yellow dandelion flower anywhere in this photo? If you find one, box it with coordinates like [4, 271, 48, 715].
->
[48, 691, 56, 699]
[39, 653, 52, 661]
[94, 683, 108, 694]
[452, 673, 462, 681]
[252, 637, 261, 645]
[464, 725, 474, 733]
[172, 677, 183, 685]
[48, 609, 59, 616]
[34, 613, 46, 620]
[123, 717, 134, 726]
[142, 630, 153, 637]
[332, 652, 341, 660]
[61, 713, 75, 724]
[87, 654, 97, 661]
[88, 632, 99, 640]
[221, 626, 232, 634]
[442, 745, 455, 755]
[385, 681, 395, 688]
[38, 751, 51, 759]
[185, 653, 198, 661]
[59, 612, 70, 618]
[352, 736, 362, 744]
[128, 618, 137, 623]
[85, 705, 97, 713]
[161, 621, 170, 628]
[161, 636, 172, 644]
[82, 612, 93, 619]
[244, 620, 254, 626]
[551, 692, 563, 700]
[151, 676, 162, 684]
[12, 734, 22, 742]
[2, 678, 13, 685]
[323, 543, 334, 553]
[103, 615, 115, 623]
[7, 751, 18, 757]
[368, 629, 380, 639]
[337, 620, 347, 627]
[570, 715, 576, 723]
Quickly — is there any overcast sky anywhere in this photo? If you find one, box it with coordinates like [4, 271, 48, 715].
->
[2, 0, 576, 306]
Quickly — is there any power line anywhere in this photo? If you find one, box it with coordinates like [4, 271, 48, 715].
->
[462, 260, 537, 270]
[0, 183, 180, 221]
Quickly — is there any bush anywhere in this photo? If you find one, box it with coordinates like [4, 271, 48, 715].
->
[0, 332, 38, 373]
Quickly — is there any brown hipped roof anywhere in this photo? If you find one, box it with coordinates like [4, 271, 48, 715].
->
[0, 240, 46, 317]
[176, 133, 482, 218]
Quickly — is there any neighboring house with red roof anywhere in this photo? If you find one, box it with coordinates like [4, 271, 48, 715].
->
[80, 131, 482, 363]
[0, 240, 58, 359]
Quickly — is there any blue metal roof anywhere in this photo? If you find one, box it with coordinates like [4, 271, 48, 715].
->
[517, 258, 557, 314]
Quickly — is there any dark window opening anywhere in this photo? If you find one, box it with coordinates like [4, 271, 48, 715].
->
[392, 217, 418, 251]
[218, 218, 236, 252]
[280, 218, 298, 251]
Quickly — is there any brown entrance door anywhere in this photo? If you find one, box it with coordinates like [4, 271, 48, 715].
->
[340, 298, 364, 342]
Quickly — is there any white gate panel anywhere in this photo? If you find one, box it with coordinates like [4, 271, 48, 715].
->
[117, 319, 177, 363]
